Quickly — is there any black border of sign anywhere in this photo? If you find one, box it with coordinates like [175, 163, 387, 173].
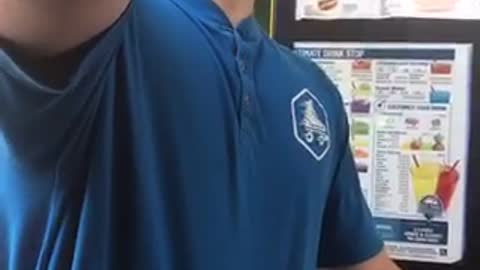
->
[273, 1, 480, 270]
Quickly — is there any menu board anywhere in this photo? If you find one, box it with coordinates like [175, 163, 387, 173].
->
[296, 0, 480, 20]
[294, 42, 471, 264]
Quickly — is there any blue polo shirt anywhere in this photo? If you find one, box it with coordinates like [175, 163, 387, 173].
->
[0, 0, 384, 269]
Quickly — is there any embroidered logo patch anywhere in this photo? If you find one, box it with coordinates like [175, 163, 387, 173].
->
[291, 89, 331, 161]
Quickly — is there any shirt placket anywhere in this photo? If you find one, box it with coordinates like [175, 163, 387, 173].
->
[233, 31, 256, 133]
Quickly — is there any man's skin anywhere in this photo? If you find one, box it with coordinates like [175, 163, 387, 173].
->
[0, 0, 401, 269]
[0, 0, 130, 55]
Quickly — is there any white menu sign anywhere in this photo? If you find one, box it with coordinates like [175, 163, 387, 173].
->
[294, 42, 472, 264]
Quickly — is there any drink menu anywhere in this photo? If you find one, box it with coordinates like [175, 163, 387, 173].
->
[296, 0, 480, 19]
[294, 42, 472, 264]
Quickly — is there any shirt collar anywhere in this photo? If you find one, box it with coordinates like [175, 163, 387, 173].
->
[171, 0, 264, 42]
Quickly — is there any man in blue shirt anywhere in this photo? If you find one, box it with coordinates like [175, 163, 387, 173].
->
[0, 0, 400, 269]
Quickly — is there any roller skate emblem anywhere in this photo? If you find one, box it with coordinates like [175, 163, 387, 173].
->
[292, 89, 331, 161]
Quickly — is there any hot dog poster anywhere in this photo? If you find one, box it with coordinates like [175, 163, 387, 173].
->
[295, 42, 472, 264]
[296, 0, 380, 19]
[296, 0, 480, 20]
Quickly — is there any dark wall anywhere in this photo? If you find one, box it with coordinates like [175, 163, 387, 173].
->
[274, 2, 480, 270]
[255, 1, 271, 31]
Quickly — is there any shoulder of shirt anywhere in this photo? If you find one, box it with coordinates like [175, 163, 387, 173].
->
[264, 38, 349, 150]
[133, 0, 179, 21]
[264, 38, 344, 107]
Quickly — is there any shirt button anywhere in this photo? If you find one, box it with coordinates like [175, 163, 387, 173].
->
[244, 95, 250, 106]
[243, 95, 253, 112]
[238, 60, 246, 73]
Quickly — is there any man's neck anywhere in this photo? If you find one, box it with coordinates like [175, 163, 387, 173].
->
[213, 0, 255, 26]
[0, 0, 130, 56]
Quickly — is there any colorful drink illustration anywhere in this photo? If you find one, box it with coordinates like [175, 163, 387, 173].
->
[401, 133, 446, 152]
[411, 157, 461, 213]
[430, 88, 451, 104]
[405, 117, 420, 128]
[350, 99, 371, 113]
[436, 161, 460, 210]
[352, 120, 370, 136]
[410, 156, 441, 204]
[432, 133, 446, 151]
[355, 162, 368, 173]
[352, 82, 372, 97]
[352, 60, 372, 71]
[354, 148, 369, 158]
[431, 63, 452, 75]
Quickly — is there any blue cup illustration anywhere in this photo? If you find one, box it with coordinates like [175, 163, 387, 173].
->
[430, 90, 451, 104]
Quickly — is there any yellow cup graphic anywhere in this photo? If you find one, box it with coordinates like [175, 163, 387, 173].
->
[410, 162, 441, 203]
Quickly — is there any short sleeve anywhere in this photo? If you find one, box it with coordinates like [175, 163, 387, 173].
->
[316, 113, 384, 268]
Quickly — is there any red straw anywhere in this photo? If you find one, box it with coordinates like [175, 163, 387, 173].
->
[412, 155, 420, 168]
[450, 160, 460, 172]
